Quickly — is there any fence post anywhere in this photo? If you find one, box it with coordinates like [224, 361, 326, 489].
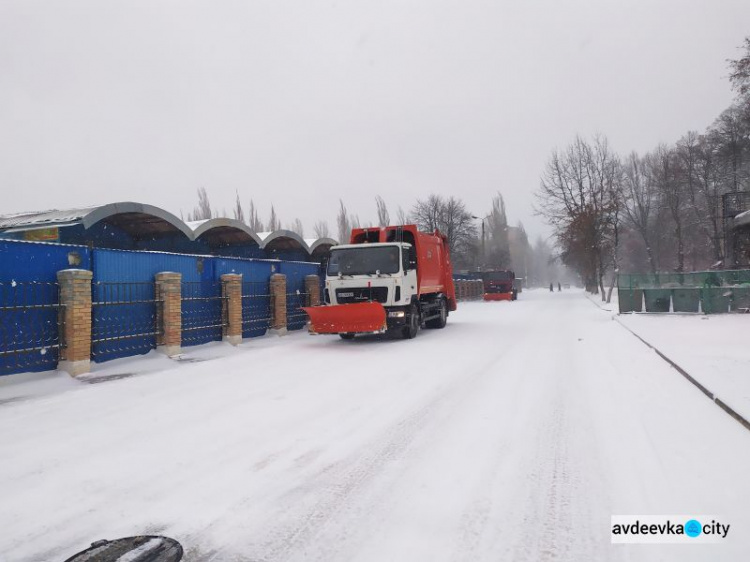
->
[57, 269, 93, 376]
[155, 272, 182, 356]
[305, 274, 321, 307]
[269, 273, 287, 336]
[221, 273, 243, 346]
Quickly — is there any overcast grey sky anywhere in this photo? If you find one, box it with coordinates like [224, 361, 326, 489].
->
[1, 0, 748, 240]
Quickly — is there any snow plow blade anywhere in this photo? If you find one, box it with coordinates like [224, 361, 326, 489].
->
[303, 302, 387, 334]
[484, 292, 512, 302]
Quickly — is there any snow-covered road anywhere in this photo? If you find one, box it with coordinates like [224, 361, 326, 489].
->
[1, 290, 749, 561]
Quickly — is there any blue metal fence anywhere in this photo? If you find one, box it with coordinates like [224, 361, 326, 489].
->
[181, 281, 225, 347]
[0, 281, 62, 376]
[0, 240, 91, 376]
[0, 240, 322, 371]
[91, 282, 160, 362]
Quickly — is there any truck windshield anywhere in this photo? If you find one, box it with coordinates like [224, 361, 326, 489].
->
[327, 246, 401, 276]
[485, 271, 513, 281]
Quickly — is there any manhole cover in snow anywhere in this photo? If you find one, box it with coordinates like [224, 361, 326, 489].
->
[63, 536, 183, 562]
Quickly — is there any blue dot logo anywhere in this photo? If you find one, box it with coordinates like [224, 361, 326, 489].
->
[685, 519, 702, 537]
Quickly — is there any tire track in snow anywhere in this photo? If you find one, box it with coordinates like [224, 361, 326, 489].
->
[201, 345, 521, 562]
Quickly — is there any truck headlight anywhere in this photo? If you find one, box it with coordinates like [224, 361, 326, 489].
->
[388, 310, 405, 318]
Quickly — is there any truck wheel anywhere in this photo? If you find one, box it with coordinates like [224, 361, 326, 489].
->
[426, 299, 447, 329]
[403, 305, 420, 339]
[339, 333, 355, 340]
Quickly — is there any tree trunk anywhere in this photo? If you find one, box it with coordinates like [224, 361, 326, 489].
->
[606, 272, 617, 304]
[675, 221, 685, 272]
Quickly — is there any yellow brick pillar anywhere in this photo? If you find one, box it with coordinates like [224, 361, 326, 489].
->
[155, 272, 182, 356]
[221, 273, 243, 346]
[57, 269, 93, 376]
[305, 274, 321, 307]
[269, 273, 287, 335]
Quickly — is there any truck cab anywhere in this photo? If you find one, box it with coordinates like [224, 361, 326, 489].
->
[325, 242, 418, 311]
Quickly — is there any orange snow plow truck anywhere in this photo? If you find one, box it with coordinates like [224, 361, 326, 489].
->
[303, 225, 457, 340]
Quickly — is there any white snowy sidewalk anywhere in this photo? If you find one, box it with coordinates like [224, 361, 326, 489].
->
[616, 311, 750, 424]
[1, 290, 749, 561]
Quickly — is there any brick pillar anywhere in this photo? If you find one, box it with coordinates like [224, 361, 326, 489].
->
[57, 269, 92, 376]
[155, 272, 182, 356]
[269, 273, 287, 335]
[305, 274, 321, 307]
[221, 273, 243, 346]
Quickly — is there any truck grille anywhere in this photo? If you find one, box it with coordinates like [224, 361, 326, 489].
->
[336, 287, 388, 304]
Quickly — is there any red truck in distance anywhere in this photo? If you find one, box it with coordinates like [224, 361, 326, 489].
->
[481, 270, 518, 301]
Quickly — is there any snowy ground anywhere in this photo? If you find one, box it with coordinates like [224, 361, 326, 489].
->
[1, 290, 750, 561]
[615, 307, 750, 424]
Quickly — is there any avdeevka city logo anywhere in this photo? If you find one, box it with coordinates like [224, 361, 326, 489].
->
[684, 519, 702, 538]
[610, 515, 730, 543]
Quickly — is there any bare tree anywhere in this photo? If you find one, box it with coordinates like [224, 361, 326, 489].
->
[411, 194, 443, 232]
[313, 220, 330, 238]
[289, 218, 304, 237]
[485, 192, 510, 268]
[411, 194, 478, 267]
[375, 196, 390, 226]
[187, 187, 213, 221]
[248, 199, 263, 232]
[536, 135, 621, 295]
[709, 105, 750, 193]
[233, 191, 245, 223]
[622, 152, 658, 274]
[729, 36, 750, 100]
[396, 206, 408, 225]
[337, 200, 351, 242]
[267, 205, 280, 231]
[652, 144, 687, 272]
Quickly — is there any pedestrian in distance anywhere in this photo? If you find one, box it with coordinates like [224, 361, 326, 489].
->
[549, 283, 554, 292]
[558, 282, 561, 292]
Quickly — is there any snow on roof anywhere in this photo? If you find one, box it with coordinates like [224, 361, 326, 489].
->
[0, 206, 99, 229]
[185, 219, 211, 229]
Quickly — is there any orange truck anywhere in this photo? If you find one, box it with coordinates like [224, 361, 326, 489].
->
[303, 225, 457, 339]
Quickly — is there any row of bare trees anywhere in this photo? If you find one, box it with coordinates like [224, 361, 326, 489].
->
[184, 188, 303, 236]
[536, 37, 750, 299]
[181, 186, 568, 285]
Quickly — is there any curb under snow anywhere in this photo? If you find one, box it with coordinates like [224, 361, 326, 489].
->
[585, 294, 750, 434]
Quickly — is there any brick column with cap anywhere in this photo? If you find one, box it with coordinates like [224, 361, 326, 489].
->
[221, 273, 243, 346]
[57, 269, 93, 376]
[269, 273, 287, 335]
[155, 272, 182, 356]
[304, 274, 321, 307]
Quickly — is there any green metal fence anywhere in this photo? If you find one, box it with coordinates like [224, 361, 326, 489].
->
[617, 270, 750, 313]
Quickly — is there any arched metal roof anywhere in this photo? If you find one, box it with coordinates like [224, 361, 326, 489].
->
[0, 201, 341, 259]
[191, 218, 263, 246]
[310, 238, 338, 259]
[260, 229, 309, 251]
[308, 237, 338, 254]
[82, 202, 194, 240]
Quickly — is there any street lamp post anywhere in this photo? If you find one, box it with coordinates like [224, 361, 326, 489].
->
[471, 215, 488, 270]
